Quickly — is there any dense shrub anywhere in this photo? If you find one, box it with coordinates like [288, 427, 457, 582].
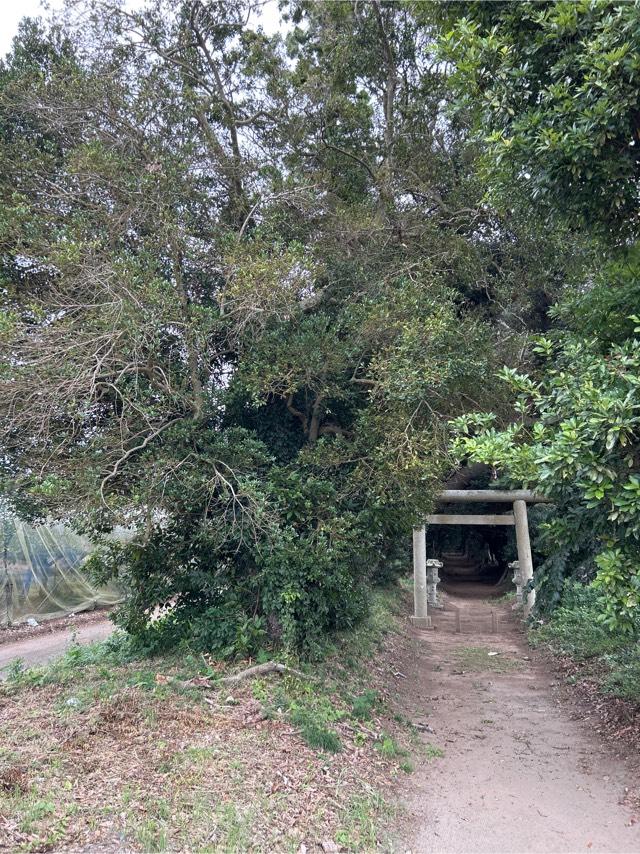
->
[452, 333, 640, 633]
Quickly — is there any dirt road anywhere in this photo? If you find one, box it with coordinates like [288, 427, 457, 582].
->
[0, 619, 114, 677]
[397, 586, 640, 854]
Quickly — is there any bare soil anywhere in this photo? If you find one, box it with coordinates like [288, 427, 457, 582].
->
[394, 583, 640, 854]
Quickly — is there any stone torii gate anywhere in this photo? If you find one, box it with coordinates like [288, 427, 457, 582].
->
[411, 489, 549, 628]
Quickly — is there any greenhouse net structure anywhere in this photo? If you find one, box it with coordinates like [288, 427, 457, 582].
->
[1, 512, 122, 626]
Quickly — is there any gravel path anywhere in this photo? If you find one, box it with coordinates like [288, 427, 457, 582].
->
[397, 585, 640, 854]
[0, 619, 114, 677]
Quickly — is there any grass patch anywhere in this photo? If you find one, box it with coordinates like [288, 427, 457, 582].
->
[530, 583, 640, 703]
[489, 589, 516, 604]
[375, 733, 407, 759]
[3, 631, 154, 691]
[423, 742, 444, 760]
[0, 785, 77, 851]
[351, 689, 379, 721]
[601, 650, 640, 700]
[335, 792, 394, 852]
[132, 799, 170, 852]
[452, 646, 520, 673]
[213, 802, 256, 851]
[290, 706, 343, 753]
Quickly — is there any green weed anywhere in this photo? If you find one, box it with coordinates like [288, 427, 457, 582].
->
[0, 786, 76, 851]
[20, 798, 56, 831]
[135, 818, 168, 852]
[290, 707, 342, 753]
[530, 584, 640, 702]
[375, 733, 406, 759]
[601, 650, 640, 700]
[335, 792, 394, 852]
[531, 610, 623, 660]
[423, 742, 444, 760]
[350, 690, 379, 721]
[128, 797, 170, 852]
[214, 802, 255, 851]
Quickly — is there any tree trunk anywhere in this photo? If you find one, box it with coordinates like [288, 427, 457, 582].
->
[372, 0, 398, 222]
[307, 393, 325, 445]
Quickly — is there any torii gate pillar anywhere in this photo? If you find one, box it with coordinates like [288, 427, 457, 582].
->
[513, 499, 535, 617]
[411, 525, 431, 628]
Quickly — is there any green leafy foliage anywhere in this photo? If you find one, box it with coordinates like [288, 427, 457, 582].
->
[0, 1, 538, 657]
[452, 333, 640, 632]
[441, 0, 640, 641]
[441, 1, 640, 239]
[0, 1, 596, 657]
[553, 248, 640, 345]
[529, 583, 628, 660]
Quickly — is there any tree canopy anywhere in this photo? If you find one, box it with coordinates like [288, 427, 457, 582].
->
[0, 0, 637, 652]
[441, 0, 640, 239]
[443, 0, 640, 632]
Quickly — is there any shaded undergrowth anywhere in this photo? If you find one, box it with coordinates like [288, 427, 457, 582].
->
[530, 583, 640, 703]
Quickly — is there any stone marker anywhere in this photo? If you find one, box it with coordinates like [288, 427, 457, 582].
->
[426, 558, 443, 609]
[509, 559, 524, 606]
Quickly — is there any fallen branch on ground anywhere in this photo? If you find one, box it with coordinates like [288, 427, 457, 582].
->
[172, 661, 310, 692]
[218, 661, 308, 685]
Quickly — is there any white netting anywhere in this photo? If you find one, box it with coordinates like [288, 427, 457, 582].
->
[0, 515, 122, 626]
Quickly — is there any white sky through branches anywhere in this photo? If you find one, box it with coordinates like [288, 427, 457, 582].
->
[0, 1, 282, 58]
[0, 0, 60, 57]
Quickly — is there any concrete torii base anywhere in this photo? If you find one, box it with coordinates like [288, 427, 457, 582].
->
[410, 616, 433, 629]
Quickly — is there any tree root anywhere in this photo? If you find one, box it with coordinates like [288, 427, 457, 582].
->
[218, 661, 308, 685]
[175, 661, 309, 692]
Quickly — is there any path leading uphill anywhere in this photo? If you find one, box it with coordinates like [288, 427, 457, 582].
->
[0, 618, 113, 677]
[396, 584, 640, 854]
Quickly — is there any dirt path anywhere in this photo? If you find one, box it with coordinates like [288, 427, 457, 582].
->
[0, 619, 114, 677]
[0, 608, 113, 647]
[396, 585, 640, 854]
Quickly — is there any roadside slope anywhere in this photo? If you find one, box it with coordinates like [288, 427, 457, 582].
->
[0, 588, 413, 851]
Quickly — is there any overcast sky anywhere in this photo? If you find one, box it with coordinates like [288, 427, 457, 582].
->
[0, 0, 61, 57]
